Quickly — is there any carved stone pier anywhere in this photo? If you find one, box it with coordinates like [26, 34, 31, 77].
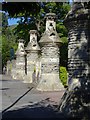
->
[37, 13, 64, 91]
[24, 30, 41, 83]
[59, 2, 90, 118]
[64, 3, 90, 88]
[13, 39, 26, 80]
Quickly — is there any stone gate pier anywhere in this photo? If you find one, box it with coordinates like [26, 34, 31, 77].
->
[59, 2, 90, 118]
[37, 13, 64, 91]
[12, 39, 26, 80]
[24, 30, 41, 83]
[64, 3, 90, 88]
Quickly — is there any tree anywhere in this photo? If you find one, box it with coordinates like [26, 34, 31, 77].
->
[2, 12, 8, 34]
[2, 12, 8, 27]
[2, 27, 18, 68]
[2, 2, 71, 67]
[0, 11, 18, 68]
[2, 2, 70, 38]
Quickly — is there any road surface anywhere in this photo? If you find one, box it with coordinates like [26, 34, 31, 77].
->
[0, 75, 66, 119]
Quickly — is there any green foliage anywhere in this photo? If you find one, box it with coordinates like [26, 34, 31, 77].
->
[13, 22, 37, 46]
[2, 2, 71, 67]
[2, 2, 41, 17]
[0, 35, 2, 54]
[57, 23, 68, 37]
[60, 66, 68, 87]
[2, 27, 18, 67]
[60, 37, 68, 43]
[0, 12, 2, 27]
[2, 12, 8, 34]
[3, 2, 70, 38]
[2, 12, 8, 27]
[2, 35, 10, 66]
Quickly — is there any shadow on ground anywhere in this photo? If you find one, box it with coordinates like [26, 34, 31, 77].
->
[2, 98, 67, 120]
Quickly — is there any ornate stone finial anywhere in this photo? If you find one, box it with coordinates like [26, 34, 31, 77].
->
[15, 39, 25, 55]
[25, 30, 40, 51]
[45, 13, 57, 32]
[29, 30, 37, 46]
[39, 12, 62, 44]
[18, 39, 24, 50]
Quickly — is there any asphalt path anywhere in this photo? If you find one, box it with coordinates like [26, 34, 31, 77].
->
[0, 75, 66, 119]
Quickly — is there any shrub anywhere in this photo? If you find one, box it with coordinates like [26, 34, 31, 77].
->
[60, 66, 68, 87]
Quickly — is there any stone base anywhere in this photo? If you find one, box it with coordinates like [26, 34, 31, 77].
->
[23, 75, 32, 83]
[37, 74, 65, 91]
[23, 72, 36, 83]
[11, 70, 25, 80]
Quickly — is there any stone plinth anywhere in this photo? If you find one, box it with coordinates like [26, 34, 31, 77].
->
[13, 39, 26, 80]
[24, 30, 41, 83]
[64, 4, 90, 87]
[37, 13, 64, 91]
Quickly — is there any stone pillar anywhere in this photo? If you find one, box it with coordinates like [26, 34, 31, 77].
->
[58, 3, 90, 117]
[64, 3, 90, 88]
[24, 30, 41, 83]
[14, 39, 26, 80]
[37, 13, 64, 91]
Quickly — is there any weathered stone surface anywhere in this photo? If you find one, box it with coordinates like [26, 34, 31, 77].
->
[12, 39, 26, 80]
[26, 30, 40, 51]
[24, 30, 41, 83]
[67, 21, 89, 84]
[59, 2, 90, 118]
[37, 13, 64, 91]
[64, 4, 90, 85]
[37, 74, 64, 91]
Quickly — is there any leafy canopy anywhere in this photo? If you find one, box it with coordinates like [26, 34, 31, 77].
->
[2, 2, 71, 67]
